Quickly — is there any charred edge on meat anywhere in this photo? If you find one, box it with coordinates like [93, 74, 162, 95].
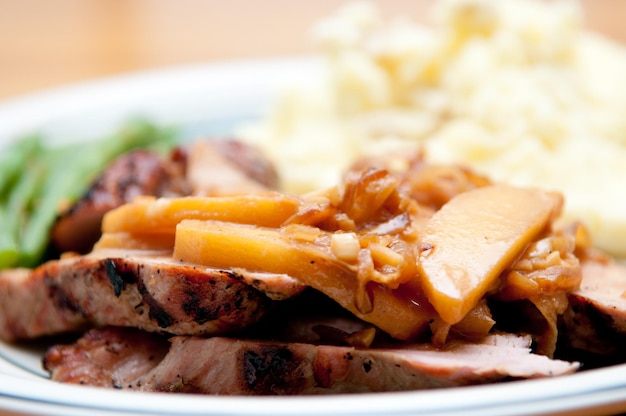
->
[243, 346, 303, 394]
[179, 270, 262, 326]
[44, 275, 84, 316]
[225, 270, 263, 309]
[362, 358, 373, 373]
[104, 258, 173, 329]
[105, 259, 128, 297]
[181, 288, 221, 324]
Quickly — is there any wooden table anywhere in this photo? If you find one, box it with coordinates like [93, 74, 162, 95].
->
[0, 0, 624, 101]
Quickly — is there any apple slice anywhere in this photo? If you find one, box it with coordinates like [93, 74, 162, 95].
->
[417, 185, 562, 325]
[101, 193, 301, 235]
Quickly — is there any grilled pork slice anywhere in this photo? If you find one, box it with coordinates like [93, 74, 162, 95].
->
[183, 139, 279, 196]
[0, 250, 296, 342]
[50, 150, 188, 254]
[44, 327, 578, 395]
[561, 260, 626, 355]
[50, 138, 279, 254]
[44, 327, 170, 388]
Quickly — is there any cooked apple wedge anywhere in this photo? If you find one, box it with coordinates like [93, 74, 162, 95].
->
[101, 193, 301, 235]
[417, 185, 563, 325]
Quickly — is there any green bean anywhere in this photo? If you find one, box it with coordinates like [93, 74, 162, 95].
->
[18, 147, 92, 267]
[0, 208, 18, 269]
[9, 163, 50, 267]
[7, 164, 45, 237]
[0, 135, 43, 268]
[0, 135, 41, 201]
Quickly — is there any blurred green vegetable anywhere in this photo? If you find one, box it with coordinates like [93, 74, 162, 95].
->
[0, 119, 177, 269]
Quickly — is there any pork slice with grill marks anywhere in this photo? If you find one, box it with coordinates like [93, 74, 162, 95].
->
[44, 327, 579, 395]
[50, 149, 188, 255]
[0, 249, 304, 342]
[50, 138, 279, 255]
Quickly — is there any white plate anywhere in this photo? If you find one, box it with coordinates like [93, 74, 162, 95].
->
[1, 57, 626, 416]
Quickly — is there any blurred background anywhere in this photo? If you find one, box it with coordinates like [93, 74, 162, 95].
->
[0, 0, 624, 101]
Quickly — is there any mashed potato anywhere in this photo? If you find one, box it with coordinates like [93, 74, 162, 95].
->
[238, 0, 626, 257]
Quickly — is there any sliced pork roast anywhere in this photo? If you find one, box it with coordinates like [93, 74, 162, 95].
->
[50, 150, 187, 254]
[0, 249, 307, 342]
[560, 259, 626, 356]
[184, 138, 279, 196]
[43, 327, 578, 394]
[50, 139, 278, 254]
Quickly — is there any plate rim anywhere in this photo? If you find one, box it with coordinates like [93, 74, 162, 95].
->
[0, 54, 321, 147]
